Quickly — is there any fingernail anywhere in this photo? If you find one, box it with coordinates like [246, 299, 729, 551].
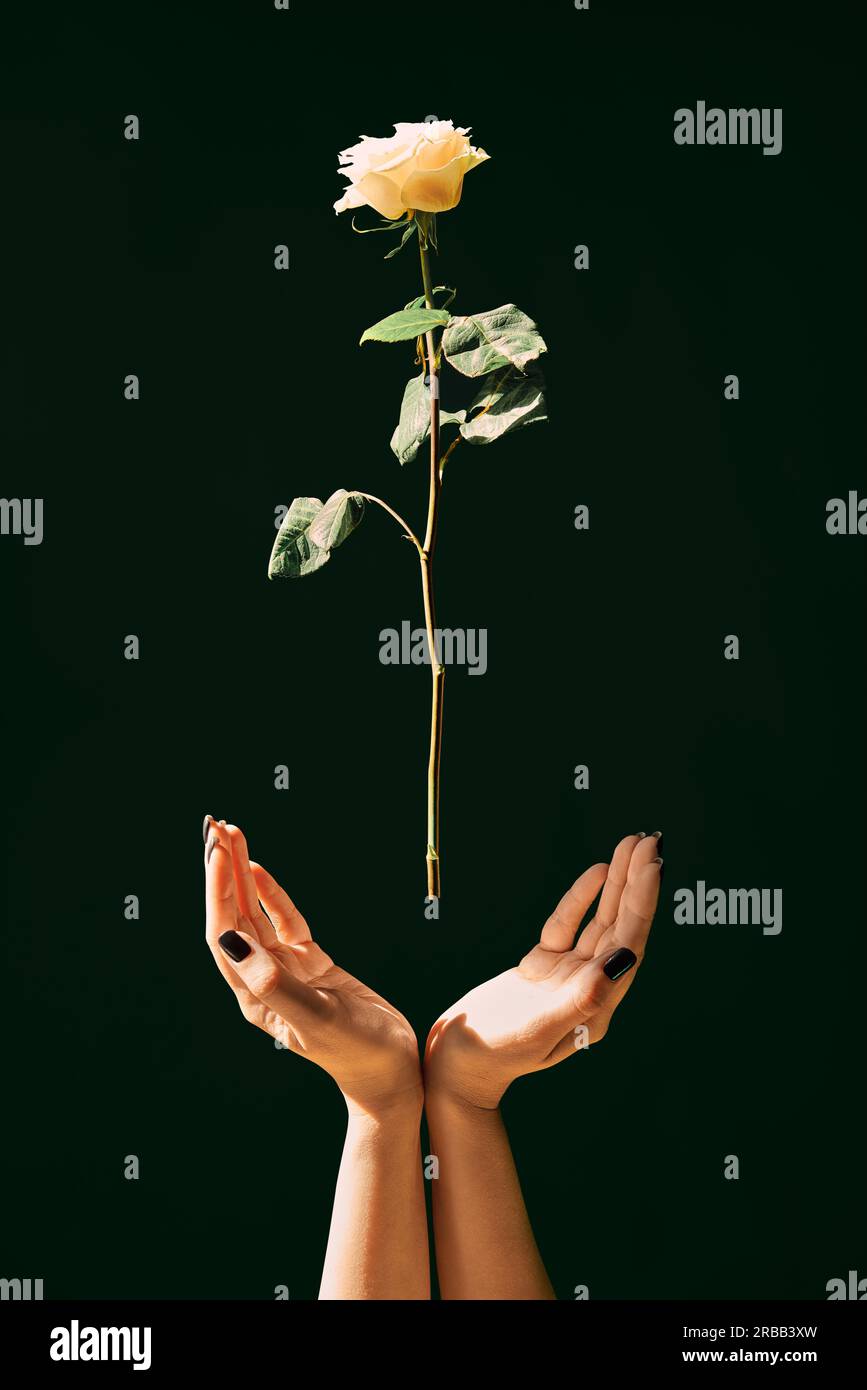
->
[205, 829, 218, 864]
[603, 947, 637, 981]
[654, 856, 663, 866]
[219, 930, 251, 962]
[636, 831, 647, 840]
[202, 814, 214, 844]
[652, 830, 663, 840]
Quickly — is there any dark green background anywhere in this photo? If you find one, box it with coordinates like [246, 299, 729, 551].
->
[1, 0, 864, 1299]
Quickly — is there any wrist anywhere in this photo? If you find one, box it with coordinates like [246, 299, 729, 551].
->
[424, 1078, 502, 1120]
[343, 1078, 425, 1126]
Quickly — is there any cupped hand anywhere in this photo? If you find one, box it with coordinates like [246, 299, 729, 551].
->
[204, 817, 422, 1118]
[424, 833, 662, 1110]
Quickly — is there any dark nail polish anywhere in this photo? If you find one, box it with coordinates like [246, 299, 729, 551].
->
[637, 831, 647, 840]
[205, 830, 218, 864]
[603, 947, 637, 981]
[652, 830, 662, 840]
[219, 930, 251, 962]
[202, 815, 214, 844]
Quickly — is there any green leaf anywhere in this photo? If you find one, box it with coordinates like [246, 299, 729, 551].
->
[267, 497, 331, 580]
[390, 375, 466, 465]
[391, 374, 430, 466]
[460, 367, 547, 445]
[360, 307, 451, 345]
[308, 489, 365, 549]
[442, 305, 548, 378]
[384, 220, 418, 260]
[404, 286, 457, 312]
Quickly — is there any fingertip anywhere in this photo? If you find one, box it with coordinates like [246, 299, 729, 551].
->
[572, 861, 608, 890]
[640, 856, 663, 875]
[205, 821, 231, 866]
[611, 833, 642, 863]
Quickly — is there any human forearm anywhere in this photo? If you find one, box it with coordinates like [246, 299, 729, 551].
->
[319, 1096, 430, 1300]
[426, 1088, 555, 1300]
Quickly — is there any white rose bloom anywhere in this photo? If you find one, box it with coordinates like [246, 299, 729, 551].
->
[334, 120, 490, 219]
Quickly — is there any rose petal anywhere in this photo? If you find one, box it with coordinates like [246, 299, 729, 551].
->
[339, 126, 421, 178]
[354, 171, 407, 221]
[334, 122, 491, 217]
[410, 130, 469, 173]
[401, 148, 490, 213]
[334, 182, 367, 215]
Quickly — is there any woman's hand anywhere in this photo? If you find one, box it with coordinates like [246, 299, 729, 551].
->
[424, 832, 662, 1111]
[204, 817, 422, 1119]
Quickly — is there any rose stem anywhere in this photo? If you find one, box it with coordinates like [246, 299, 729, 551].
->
[418, 221, 444, 900]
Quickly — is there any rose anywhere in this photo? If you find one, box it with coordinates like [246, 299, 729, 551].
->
[334, 120, 490, 220]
